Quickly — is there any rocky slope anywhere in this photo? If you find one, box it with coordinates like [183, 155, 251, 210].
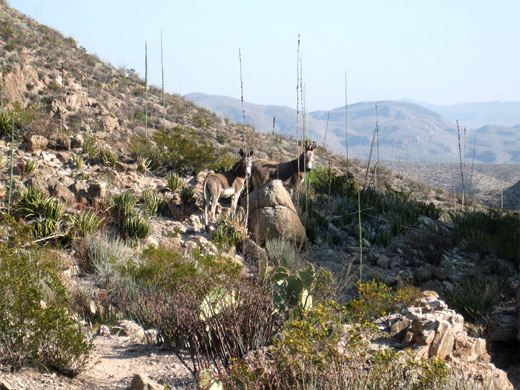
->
[0, 2, 519, 389]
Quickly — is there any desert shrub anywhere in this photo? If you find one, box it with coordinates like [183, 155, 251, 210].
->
[450, 209, 520, 264]
[0, 249, 92, 376]
[110, 191, 138, 222]
[99, 147, 118, 168]
[166, 171, 182, 193]
[24, 159, 37, 176]
[73, 210, 104, 238]
[346, 280, 421, 324]
[0, 110, 22, 138]
[130, 127, 226, 175]
[227, 301, 449, 390]
[120, 249, 275, 375]
[299, 198, 327, 243]
[136, 156, 151, 173]
[121, 214, 150, 240]
[83, 135, 99, 161]
[444, 275, 507, 324]
[180, 185, 196, 207]
[140, 189, 161, 218]
[265, 238, 302, 271]
[401, 228, 450, 266]
[77, 231, 135, 275]
[213, 214, 247, 250]
[71, 153, 84, 169]
[310, 167, 357, 197]
[13, 187, 70, 242]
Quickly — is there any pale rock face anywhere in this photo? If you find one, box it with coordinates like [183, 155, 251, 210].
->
[247, 179, 307, 246]
[371, 292, 514, 390]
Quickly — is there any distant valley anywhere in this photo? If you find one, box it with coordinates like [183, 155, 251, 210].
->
[186, 93, 519, 164]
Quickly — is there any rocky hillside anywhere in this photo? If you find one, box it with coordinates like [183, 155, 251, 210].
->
[0, 2, 519, 389]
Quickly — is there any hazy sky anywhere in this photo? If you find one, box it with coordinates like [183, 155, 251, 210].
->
[6, 0, 520, 111]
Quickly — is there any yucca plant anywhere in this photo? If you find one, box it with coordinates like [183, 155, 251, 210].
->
[110, 192, 138, 222]
[13, 186, 45, 219]
[71, 154, 84, 169]
[24, 159, 37, 177]
[167, 172, 182, 193]
[40, 197, 64, 221]
[74, 210, 104, 238]
[83, 135, 99, 161]
[137, 156, 151, 174]
[121, 214, 150, 239]
[140, 189, 160, 217]
[180, 185, 196, 207]
[99, 148, 118, 168]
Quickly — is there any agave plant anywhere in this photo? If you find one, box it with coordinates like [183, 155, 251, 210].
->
[110, 192, 138, 222]
[140, 189, 161, 217]
[121, 214, 150, 239]
[74, 210, 104, 237]
[13, 186, 45, 219]
[137, 156, 151, 174]
[167, 172, 182, 193]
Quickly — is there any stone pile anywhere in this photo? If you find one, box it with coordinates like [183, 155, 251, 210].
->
[375, 291, 513, 390]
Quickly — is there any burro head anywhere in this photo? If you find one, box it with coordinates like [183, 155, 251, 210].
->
[305, 140, 316, 170]
[239, 148, 254, 175]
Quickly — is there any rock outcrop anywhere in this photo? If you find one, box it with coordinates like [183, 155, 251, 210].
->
[375, 291, 513, 390]
[247, 180, 307, 246]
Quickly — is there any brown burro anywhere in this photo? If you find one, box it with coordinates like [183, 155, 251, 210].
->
[203, 148, 253, 226]
[252, 140, 316, 194]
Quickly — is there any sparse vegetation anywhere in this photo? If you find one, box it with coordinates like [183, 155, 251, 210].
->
[0, 3, 517, 388]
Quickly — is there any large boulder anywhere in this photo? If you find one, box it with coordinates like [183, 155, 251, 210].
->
[247, 180, 306, 246]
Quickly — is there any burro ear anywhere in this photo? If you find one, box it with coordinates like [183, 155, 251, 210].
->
[248, 148, 253, 157]
[311, 141, 316, 150]
[239, 148, 245, 157]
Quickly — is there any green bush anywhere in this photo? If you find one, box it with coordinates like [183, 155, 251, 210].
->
[99, 148, 118, 168]
[227, 300, 449, 390]
[121, 214, 150, 240]
[346, 280, 421, 323]
[166, 172, 182, 193]
[130, 127, 228, 175]
[13, 187, 67, 242]
[450, 209, 520, 264]
[110, 191, 138, 222]
[213, 215, 247, 250]
[180, 185, 196, 208]
[73, 210, 104, 238]
[444, 275, 506, 324]
[266, 238, 302, 271]
[310, 167, 357, 197]
[123, 249, 276, 376]
[140, 189, 161, 218]
[0, 249, 92, 376]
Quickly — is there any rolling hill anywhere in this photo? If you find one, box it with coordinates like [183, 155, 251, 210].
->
[186, 93, 519, 164]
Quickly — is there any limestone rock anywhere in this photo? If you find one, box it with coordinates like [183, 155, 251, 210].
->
[88, 181, 107, 201]
[49, 181, 76, 205]
[48, 133, 71, 151]
[128, 374, 163, 390]
[71, 134, 84, 149]
[373, 292, 514, 389]
[486, 306, 518, 343]
[25, 134, 48, 153]
[247, 180, 307, 245]
[111, 320, 145, 342]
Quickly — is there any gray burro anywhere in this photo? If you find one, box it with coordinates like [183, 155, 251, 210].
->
[371, 291, 514, 390]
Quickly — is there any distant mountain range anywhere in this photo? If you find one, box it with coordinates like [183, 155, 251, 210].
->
[186, 93, 519, 164]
